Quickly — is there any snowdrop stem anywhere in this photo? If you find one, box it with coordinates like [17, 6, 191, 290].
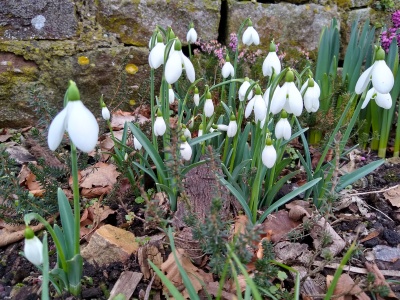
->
[70, 143, 81, 256]
[150, 68, 157, 148]
[178, 78, 204, 124]
[188, 43, 192, 60]
[228, 101, 245, 172]
[378, 108, 390, 158]
[394, 106, 400, 156]
[222, 131, 231, 165]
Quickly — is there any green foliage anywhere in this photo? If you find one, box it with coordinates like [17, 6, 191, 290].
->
[374, 0, 395, 11]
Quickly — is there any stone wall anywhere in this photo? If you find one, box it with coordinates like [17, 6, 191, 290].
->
[0, 0, 388, 127]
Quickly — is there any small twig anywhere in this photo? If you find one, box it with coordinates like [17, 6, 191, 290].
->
[313, 261, 400, 277]
[346, 184, 398, 196]
[144, 274, 155, 300]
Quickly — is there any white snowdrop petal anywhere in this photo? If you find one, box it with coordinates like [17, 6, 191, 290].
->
[154, 116, 167, 136]
[184, 128, 191, 139]
[24, 236, 43, 266]
[149, 43, 165, 69]
[165, 51, 182, 84]
[262, 52, 281, 76]
[252, 28, 260, 45]
[186, 28, 197, 43]
[245, 98, 255, 118]
[275, 118, 291, 140]
[67, 101, 99, 153]
[133, 136, 142, 150]
[372, 61, 394, 94]
[254, 95, 267, 122]
[222, 62, 234, 78]
[102, 107, 110, 120]
[169, 88, 175, 104]
[311, 98, 320, 112]
[288, 83, 303, 116]
[355, 65, 373, 94]
[227, 120, 238, 137]
[375, 92, 392, 109]
[204, 99, 214, 117]
[361, 88, 375, 109]
[242, 27, 252, 45]
[262, 145, 277, 169]
[239, 81, 252, 101]
[217, 124, 229, 131]
[194, 94, 200, 106]
[47, 107, 68, 151]
[182, 53, 195, 83]
[180, 141, 192, 161]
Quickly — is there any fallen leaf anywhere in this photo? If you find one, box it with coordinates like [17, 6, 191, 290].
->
[262, 210, 302, 243]
[111, 110, 148, 130]
[80, 162, 120, 189]
[326, 273, 369, 300]
[0, 134, 12, 142]
[383, 185, 400, 208]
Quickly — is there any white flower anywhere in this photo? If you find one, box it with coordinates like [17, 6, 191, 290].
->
[149, 42, 166, 69]
[24, 230, 43, 266]
[217, 124, 228, 131]
[263, 86, 274, 110]
[270, 71, 303, 116]
[198, 128, 203, 137]
[262, 52, 281, 77]
[242, 25, 260, 46]
[361, 87, 392, 109]
[204, 98, 214, 117]
[154, 116, 166, 136]
[180, 141, 192, 161]
[48, 96, 99, 153]
[102, 106, 110, 120]
[222, 61, 234, 78]
[184, 127, 191, 139]
[186, 27, 198, 43]
[239, 79, 253, 101]
[227, 120, 238, 137]
[245, 91, 267, 122]
[194, 93, 200, 106]
[301, 79, 320, 113]
[165, 39, 195, 84]
[275, 117, 291, 140]
[133, 136, 142, 150]
[262, 144, 277, 169]
[355, 48, 394, 95]
[168, 87, 175, 104]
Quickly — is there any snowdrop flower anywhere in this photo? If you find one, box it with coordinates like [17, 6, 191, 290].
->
[194, 87, 200, 106]
[180, 137, 192, 161]
[301, 78, 320, 113]
[48, 81, 99, 153]
[361, 87, 392, 109]
[100, 95, 110, 121]
[275, 111, 291, 140]
[186, 22, 197, 43]
[153, 110, 166, 136]
[23, 227, 43, 266]
[245, 86, 267, 122]
[238, 77, 253, 101]
[227, 113, 238, 137]
[355, 47, 394, 95]
[182, 124, 191, 139]
[168, 85, 175, 104]
[270, 69, 303, 116]
[204, 90, 214, 117]
[133, 136, 142, 150]
[262, 41, 281, 77]
[148, 32, 165, 69]
[242, 20, 260, 46]
[217, 124, 229, 131]
[221, 55, 234, 78]
[198, 124, 203, 137]
[262, 138, 277, 169]
[165, 39, 195, 84]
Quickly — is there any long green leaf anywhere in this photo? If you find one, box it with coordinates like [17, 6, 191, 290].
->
[57, 188, 74, 260]
[189, 131, 221, 146]
[148, 261, 185, 300]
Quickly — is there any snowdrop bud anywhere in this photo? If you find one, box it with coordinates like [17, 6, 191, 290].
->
[100, 95, 111, 120]
[222, 54, 234, 78]
[180, 136, 192, 161]
[246, 85, 267, 122]
[154, 110, 166, 136]
[262, 138, 277, 169]
[204, 90, 214, 117]
[262, 40, 281, 77]
[239, 77, 253, 101]
[198, 123, 203, 137]
[194, 87, 200, 106]
[182, 124, 191, 139]
[275, 110, 291, 140]
[133, 136, 142, 150]
[189, 116, 194, 129]
[24, 227, 43, 266]
[186, 22, 197, 43]
[242, 19, 260, 46]
[167, 27, 176, 41]
[168, 84, 175, 104]
[227, 113, 238, 137]
[303, 78, 320, 113]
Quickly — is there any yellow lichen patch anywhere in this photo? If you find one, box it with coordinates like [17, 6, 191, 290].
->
[125, 64, 138, 75]
[129, 99, 136, 105]
[78, 56, 90, 65]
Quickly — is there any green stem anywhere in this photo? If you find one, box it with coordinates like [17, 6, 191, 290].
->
[378, 109, 390, 158]
[395, 104, 400, 157]
[222, 135, 230, 165]
[70, 143, 80, 256]
[150, 68, 157, 148]
[229, 101, 245, 172]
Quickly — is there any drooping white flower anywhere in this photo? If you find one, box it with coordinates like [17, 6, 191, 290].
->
[245, 86, 267, 122]
[301, 78, 320, 113]
[154, 114, 167, 136]
[183, 125, 191, 139]
[262, 140, 277, 169]
[242, 20, 260, 46]
[133, 136, 142, 150]
[101, 107, 110, 121]
[23, 227, 43, 266]
[227, 115, 238, 137]
[198, 124, 203, 137]
[48, 81, 99, 153]
[186, 24, 198, 43]
[361, 87, 392, 109]
[204, 91, 214, 117]
[222, 55, 234, 78]
[193, 87, 200, 106]
[239, 78, 253, 101]
[165, 39, 195, 84]
[148, 32, 165, 69]
[263, 86, 274, 111]
[355, 47, 394, 95]
[217, 124, 229, 131]
[262, 41, 281, 77]
[168, 85, 175, 104]
[275, 112, 291, 140]
[270, 70, 303, 116]
[180, 140, 192, 161]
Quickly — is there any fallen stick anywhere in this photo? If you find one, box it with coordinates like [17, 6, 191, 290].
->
[313, 261, 400, 277]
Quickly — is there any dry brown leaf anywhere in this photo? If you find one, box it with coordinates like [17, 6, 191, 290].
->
[262, 210, 302, 243]
[80, 201, 114, 240]
[288, 205, 310, 221]
[161, 248, 210, 299]
[233, 215, 248, 236]
[111, 110, 149, 130]
[384, 185, 400, 208]
[0, 134, 12, 142]
[18, 164, 31, 185]
[326, 273, 369, 300]
[80, 162, 120, 189]
[365, 262, 398, 299]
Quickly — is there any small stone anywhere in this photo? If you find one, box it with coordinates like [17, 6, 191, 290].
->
[81, 224, 139, 266]
[374, 245, 400, 262]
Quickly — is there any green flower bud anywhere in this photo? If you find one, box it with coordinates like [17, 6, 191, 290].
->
[269, 40, 276, 52]
[255, 85, 262, 95]
[285, 69, 294, 82]
[307, 78, 315, 88]
[375, 47, 385, 61]
[266, 137, 273, 146]
[174, 39, 182, 51]
[67, 80, 80, 101]
[281, 110, 288, 118]
[24, 227, 35, 239]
